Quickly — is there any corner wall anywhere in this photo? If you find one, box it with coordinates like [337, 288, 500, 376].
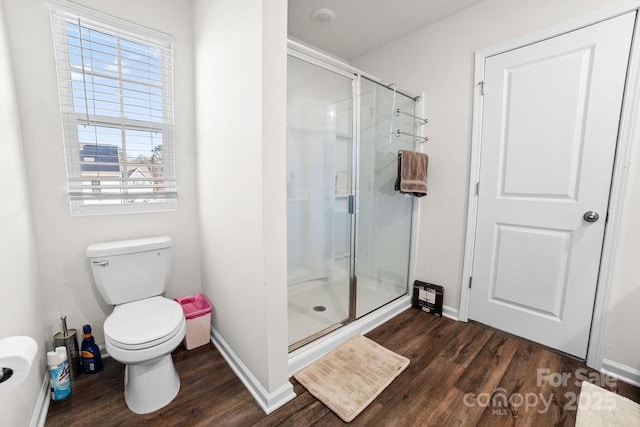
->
[193, 0, 291, 405]
[261, 0, 291, 393]
[351, 0, 638, 373]
[0, 1, 46, 424]
[1, 0, 202, 347]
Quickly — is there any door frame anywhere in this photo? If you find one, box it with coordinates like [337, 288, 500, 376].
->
[459, 1, 640, 370]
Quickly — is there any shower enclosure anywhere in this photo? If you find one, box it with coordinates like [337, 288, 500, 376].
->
[287, 49, 421, 350]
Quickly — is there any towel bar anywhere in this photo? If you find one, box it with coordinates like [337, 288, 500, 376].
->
[394, 108, 428, 125]
[393, 129, 429, 143]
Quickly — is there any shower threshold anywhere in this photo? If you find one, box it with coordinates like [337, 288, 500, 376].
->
[288, 321, 346, 352]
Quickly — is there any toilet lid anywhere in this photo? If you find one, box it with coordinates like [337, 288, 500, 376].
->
[104, 296, 185, 349]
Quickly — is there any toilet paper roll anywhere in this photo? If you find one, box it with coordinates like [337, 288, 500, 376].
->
[0, 336, 38, 391]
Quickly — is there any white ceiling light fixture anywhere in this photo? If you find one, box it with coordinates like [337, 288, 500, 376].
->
[311, 8, 336, 24]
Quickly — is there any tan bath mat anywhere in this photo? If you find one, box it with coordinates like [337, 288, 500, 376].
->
[576, 381, 640, 426]
[294, 334, 409, 422]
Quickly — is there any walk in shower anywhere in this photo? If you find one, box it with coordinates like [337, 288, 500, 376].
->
[287, 47, 422, 350]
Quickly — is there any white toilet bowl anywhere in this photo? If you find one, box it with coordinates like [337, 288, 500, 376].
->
[104, 296, 186, 414]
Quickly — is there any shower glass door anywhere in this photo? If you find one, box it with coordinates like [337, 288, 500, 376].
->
[287, 54, 354, 349]
[355, 78, 415, 317]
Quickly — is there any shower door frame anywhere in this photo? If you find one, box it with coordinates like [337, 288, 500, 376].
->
[287, 43, 423, 352]
[287, 49, 359, 352]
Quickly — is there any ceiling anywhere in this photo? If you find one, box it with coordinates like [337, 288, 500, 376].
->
[288, 0, 486, 60]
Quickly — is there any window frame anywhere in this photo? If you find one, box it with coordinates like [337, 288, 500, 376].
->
[50, 1, 177, 216]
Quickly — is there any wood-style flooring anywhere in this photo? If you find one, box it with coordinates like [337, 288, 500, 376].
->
[46, 308, 640, 426]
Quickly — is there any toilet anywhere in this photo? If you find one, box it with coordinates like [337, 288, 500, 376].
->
[86, 236, 186, 414]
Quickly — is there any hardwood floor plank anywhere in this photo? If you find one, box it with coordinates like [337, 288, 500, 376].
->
[367, 319, 493, 425]
[253, 385, 330, 427]
[549, 352, 587, 426]
[436, 333, 519, 426]
[367, 319, 464, 411]
[365, 308, 443, 348]
[474, 340, 547, 427]
[616, 378, 640, 402]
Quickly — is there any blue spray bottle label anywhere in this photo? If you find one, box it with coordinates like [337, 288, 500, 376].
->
[81, 349, 99, 373]
[49, 362, 71, 401]
[48, 347, 72, 401]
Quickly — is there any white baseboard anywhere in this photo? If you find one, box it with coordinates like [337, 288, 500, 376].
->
[601, 358, 640, 388]
[99, 343, 110, 359]
[288, 296, 412, 376]
[30, 374, 50, 427]
[209, 327, 296, 414]
[442, 305, 459, 321]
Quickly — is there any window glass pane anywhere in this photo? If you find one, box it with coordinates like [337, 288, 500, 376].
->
[81, 27, 119, 77]
[77, 124, 123, 205]
[66, 21, 164, 122]
[124, 129, 162, 164]
[78, 124, 122, 172]
[125, 129, 164, 197]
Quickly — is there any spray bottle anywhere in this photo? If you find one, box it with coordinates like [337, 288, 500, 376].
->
[80, 324, 103, 373]
[47, 346, 71, 401]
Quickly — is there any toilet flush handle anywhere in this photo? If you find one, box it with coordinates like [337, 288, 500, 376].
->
[91, 260, 108, 267]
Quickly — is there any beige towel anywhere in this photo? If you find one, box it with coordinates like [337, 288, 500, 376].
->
[395, 150, 428, 196]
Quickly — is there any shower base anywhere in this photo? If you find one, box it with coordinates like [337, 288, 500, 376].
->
[287, 275, 406, 347]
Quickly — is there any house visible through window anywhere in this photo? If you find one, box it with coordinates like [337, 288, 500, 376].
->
[50, 4, 176, 215]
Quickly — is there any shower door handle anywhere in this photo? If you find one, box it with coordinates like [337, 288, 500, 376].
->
[348, 195, 355, 214]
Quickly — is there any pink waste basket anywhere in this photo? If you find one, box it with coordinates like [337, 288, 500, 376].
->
[175, 294, 212, 350]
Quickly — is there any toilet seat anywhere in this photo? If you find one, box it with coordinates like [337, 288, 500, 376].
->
[104, 296, 185, 351]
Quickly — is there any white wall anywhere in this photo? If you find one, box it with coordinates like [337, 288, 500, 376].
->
[606, 139, 640, 370]
[0, 1, 46, 424]
[352, 0, 638, 371]
[193, 0, 290, 393]
[1, 0, 202, 346]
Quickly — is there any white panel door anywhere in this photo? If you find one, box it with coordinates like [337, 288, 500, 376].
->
[469, 12, 635, 358]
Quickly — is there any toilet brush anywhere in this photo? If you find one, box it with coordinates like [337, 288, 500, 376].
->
[53, 315, 81, 378]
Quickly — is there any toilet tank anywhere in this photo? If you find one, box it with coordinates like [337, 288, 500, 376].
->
[86, 237, 172, 305]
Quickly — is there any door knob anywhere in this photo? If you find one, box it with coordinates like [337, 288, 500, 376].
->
[583, 211, 600, 223]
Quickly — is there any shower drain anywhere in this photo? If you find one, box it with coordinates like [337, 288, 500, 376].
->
[312, 305, 326, 312]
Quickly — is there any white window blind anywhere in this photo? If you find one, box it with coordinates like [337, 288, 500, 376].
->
[50, 4, 176, 215]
